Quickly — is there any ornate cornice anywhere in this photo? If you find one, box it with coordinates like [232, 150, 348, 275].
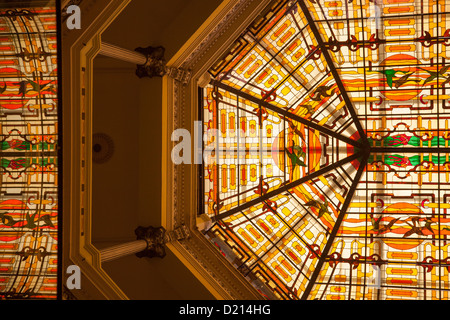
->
[180, 0, 251, 70]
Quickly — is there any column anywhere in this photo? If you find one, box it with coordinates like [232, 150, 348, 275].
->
[100, 239, 148, 263]
[99, 42, 147, 65]
[99, 225, 190, 263]
[98, 42, 191, 84]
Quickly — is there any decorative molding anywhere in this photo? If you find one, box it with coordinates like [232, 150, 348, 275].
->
[162, 0, 275, 300]
[166, 66, 192, 85]
[165, 224, 190, 242]
[63, 0, 132, 300]
[179, 239, 236, 299]
[179, 0, 253, 70]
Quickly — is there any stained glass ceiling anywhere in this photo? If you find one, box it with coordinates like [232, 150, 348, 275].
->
[200, 0, 450, 300]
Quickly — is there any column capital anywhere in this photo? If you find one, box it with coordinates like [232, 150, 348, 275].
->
[134, 225, 167, 259]
[134, 225, 190, 259]
[134, 46, 191, 84]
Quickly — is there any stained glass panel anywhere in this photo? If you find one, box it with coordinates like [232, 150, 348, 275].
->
[201, 0, 450, 300]
[0, 3, 59, 299]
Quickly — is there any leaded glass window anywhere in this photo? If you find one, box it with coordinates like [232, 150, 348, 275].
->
[200, 0, 450, 300]
[0, 3, 59, 299]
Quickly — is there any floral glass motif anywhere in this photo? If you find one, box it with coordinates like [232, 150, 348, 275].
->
[0, 4, 58, 299]
[200, 0, 450, 300]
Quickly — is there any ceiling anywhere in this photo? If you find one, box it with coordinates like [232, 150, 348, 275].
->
[90, 0, 223, 299]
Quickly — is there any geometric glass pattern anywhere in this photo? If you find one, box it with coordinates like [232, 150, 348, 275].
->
[0, 2, 59, 299]
[200, 0, 450, 300]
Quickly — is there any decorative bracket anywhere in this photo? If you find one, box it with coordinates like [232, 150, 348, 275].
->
[134, 46, 191, 84]
[165, 224, 190, 243]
